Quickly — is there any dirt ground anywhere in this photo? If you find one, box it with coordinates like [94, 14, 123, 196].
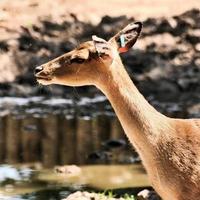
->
[0, 0, 200, 28]
[0, 0, 199, 81]
[0, 0, 199, 42]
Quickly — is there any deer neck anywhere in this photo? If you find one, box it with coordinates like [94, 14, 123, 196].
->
[95, 58, 170, 164]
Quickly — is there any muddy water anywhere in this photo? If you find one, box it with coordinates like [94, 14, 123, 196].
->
[0, 96, 194, 199]
[0, 96, 140, 166]
[0, 164, 149, 199]
[0, 96, 146, 199]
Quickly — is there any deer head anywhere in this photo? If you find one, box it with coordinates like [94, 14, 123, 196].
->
[35, 22, 142, 86]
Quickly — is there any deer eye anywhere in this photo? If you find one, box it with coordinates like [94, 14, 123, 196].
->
[70, 57, 85, 64]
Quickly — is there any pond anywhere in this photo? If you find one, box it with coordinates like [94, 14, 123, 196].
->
[0, 96, 149, 199]
[0, 95, 195, 199]
[0, 164, 149, 199]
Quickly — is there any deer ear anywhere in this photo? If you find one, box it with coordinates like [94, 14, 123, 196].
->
[92, 35, 113, 62]
[110, 22, 142, 53]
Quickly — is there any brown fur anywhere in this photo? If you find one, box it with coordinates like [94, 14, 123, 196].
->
[35, 25, 200, 200]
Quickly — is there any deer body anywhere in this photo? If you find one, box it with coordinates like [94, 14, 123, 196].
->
[35, 22, 200, 200]
[96, 57, 200, 200]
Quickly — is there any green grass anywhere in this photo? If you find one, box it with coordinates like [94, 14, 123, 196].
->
[98, 191, 135, 200]
[123, 193, 136, 200]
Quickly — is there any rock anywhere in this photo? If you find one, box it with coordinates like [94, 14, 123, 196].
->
[103, 139, 126, 149]
[87, 151, 112, 163]
[63, 190, 161, 200]
[54, 165, 82, 176]
[137, 189, 161, 200]
[63, 191, 124, 200]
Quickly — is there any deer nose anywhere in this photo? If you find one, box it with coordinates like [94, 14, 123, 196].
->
[35, 66, 43, 74]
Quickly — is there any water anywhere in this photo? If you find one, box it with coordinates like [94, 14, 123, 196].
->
[0, 95, 196, 199]
[0, 96, 140, 166]
[0, 164, 149, 199]
[0, 96, 144, 199]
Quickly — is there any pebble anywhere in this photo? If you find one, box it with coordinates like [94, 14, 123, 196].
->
[63, 191, 124, 200]
[63, 190, 161, 200]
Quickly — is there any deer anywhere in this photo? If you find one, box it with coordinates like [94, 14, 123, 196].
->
[35, 22, 200, 200]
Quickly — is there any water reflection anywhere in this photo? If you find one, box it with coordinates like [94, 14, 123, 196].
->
[0, 95, 195, 167]
[0, 96, 190, 199]
[0, 109, 130, 167]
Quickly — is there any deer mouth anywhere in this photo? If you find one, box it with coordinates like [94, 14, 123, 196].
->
[35, 65, 54, 84]
[35, 75, 53, 85]
[36, 75, 52, 80]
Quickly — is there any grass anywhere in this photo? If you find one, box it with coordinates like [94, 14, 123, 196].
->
[98, 191, 136, 200]
[123, 193, 136, 200]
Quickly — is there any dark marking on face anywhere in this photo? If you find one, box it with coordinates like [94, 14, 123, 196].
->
[58, 56, 68, 66]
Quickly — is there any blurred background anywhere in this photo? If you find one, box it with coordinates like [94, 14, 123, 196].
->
[0, 0, 199, 199]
